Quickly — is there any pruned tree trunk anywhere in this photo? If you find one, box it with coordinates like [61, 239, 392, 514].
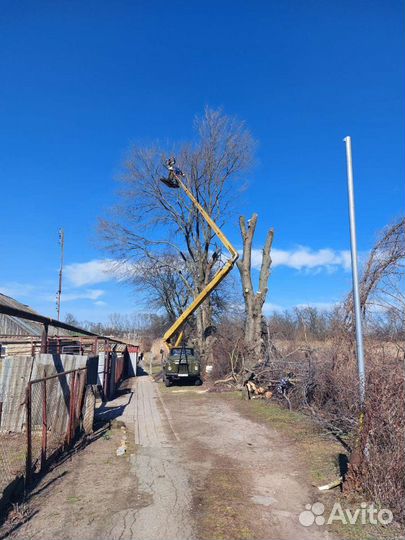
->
[236, 213, 274, 367]
[195, 298, 215, 367]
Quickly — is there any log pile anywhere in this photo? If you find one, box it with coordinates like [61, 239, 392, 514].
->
[244, 380, 273, 400]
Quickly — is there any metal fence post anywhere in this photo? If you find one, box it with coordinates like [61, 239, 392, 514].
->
[72, 371, 78, 440]
[25, 383, 32, 486]
[41, 323, 49, 354]
[106, 352, 111, 401]
[74, 371, 80, 428]
[103, 344, 109, 400]
[41, 378, 47, 470]
[67, 372, 76, 445]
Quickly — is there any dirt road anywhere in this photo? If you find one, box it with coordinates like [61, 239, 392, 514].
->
[6, 377, 335, 540]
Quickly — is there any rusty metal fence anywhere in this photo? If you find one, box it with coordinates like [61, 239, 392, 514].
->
[101, 351, 127, 401]
[114, 353, 126, 387]
[0, 302, 137, 512]
[1, 350, 129, 508]
[25, 367, 88, 484]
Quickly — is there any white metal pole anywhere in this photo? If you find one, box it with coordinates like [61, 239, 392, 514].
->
[344, 136, 366, 406]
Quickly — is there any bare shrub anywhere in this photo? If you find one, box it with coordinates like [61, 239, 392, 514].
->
[214, 323, 405, 522]
[276, 337, 405, 522]
[211, 317, 246, 381]
[354, 348, 405, 522]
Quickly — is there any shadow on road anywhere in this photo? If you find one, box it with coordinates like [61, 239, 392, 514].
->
[95, 391, 133, 423]
[0, 381, 136, 534]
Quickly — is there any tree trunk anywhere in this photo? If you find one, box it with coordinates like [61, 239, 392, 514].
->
[195, 299, 215, 367]
[236, 214, 274, 368]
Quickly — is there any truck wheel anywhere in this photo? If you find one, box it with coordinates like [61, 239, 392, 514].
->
[194, 378, 202, 386]
[164, 378, 172, 387]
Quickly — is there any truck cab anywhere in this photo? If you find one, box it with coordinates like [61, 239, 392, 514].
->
[162, 346, 202, 387]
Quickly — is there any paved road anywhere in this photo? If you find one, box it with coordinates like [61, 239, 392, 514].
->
[7, 376, 194, 540]
[109, 376, 194, 540]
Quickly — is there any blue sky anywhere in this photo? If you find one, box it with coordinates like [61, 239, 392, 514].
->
[0, 1, 403, 323]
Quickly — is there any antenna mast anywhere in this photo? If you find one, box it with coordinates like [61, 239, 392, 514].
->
[56, 229, 65, 321]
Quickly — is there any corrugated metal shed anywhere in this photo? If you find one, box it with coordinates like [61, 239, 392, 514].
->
[0, 353, 88, 432]
[0, 294, 43, 336]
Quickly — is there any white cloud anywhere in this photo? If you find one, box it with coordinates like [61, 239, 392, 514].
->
[64, 258, 137, 287]
[295, 301, 339, 311]
[64, 289, 105, 302]
[0, 282, 37, 298]
[64, 246, 353, 291]
[0, 280, 106, 309]
[263, 301, 341, 315]
[250, 247, 351, 272]
[66, 247, 352, 289]
[263, 302, 284, 314]
[254, 301, 341, 315]
[46, 289, 105, 302]
[64, 259, 117, 287]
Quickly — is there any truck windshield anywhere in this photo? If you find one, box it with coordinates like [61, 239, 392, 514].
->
[170, 348, 194, 356]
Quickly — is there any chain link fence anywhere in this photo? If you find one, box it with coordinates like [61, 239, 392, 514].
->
[0, 432, 25, 497]
[1, 350, 127, 509]
[25, 368, 88, 483]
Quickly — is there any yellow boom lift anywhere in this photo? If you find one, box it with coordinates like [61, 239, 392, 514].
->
[159, 158, 239, 385]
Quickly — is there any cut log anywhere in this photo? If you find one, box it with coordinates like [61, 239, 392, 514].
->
[246, 381, 257, 394]
[214, 375, 235, 385]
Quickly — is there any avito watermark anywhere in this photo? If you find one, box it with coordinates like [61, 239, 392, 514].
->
[299, 502, 393, 527]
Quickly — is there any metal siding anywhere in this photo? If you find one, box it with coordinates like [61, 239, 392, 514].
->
[0, 354, 88, 433]
[0, 294, 43, 336]
[0, 356, 34, 432]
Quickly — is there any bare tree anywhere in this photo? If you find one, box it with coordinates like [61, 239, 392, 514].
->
[100, 108, 254, 363]
[64, 313, 79, 326]
[236, 213, 274, 367]
[134, 254, 193, 324]
[345, 217, 405, 332]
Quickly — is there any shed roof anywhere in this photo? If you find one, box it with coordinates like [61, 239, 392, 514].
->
[0, 293, 43, 336]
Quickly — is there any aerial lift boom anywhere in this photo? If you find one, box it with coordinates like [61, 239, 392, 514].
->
[160, 158, 239, 347]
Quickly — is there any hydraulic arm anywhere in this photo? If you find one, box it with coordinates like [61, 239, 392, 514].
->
[160, 158, 239, 347]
